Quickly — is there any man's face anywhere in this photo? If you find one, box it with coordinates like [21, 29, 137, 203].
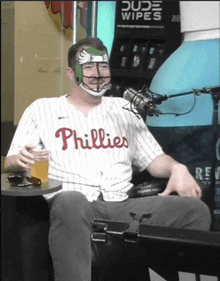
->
[82, 62, 111, 92]
[75, 47, 111, 97]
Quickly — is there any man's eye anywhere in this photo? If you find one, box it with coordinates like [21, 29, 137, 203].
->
[100, 64, 109, 69]
[84, 65, 92, 69]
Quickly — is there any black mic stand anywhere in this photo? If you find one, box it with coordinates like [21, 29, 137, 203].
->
[166, 87, 220, 230]
[125, 85, 220, 229]
[210, 89, 220, 230]
[145, 86, 220, 230]
[168, 87, 220, 230]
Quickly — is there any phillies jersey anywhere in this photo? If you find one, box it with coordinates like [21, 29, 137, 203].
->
[7, 95, 164, 201]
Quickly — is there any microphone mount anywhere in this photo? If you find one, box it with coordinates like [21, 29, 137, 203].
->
[123, 85, 168, 119]
[123, 85, 220, 119]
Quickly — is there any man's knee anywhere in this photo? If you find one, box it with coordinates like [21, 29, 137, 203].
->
[186, 198, 211, 231]
[49, 191, 89, 221]
[168, 197, 211, 231]
[153, 196, 211, 231]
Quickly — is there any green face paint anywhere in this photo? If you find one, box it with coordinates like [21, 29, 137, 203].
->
[75, 47, 109, 85]
[74, 47, 111, 97]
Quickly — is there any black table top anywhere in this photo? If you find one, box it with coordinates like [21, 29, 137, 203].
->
[1, 173, 62, 196]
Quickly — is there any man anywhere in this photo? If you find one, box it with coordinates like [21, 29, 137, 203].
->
[4, 37, 211, 281]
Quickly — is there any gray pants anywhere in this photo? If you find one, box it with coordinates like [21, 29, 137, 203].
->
[48, 191, 211, 281]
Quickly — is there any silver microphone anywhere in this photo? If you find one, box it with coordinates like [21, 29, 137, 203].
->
[123, 88, 151, 112]
[123, 88, 162, 116]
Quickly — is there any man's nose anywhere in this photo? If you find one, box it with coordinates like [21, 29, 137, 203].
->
[91, 64, 100, 77]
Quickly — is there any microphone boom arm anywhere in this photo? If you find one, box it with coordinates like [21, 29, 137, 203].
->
[123, 85, 220, 118]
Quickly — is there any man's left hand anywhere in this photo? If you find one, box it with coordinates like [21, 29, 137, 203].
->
[159, 164, 202, 198]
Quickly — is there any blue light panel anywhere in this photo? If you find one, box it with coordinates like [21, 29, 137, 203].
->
[97, 1, 116, 55]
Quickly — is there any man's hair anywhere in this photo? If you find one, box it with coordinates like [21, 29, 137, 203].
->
[68, 37, 108, 70]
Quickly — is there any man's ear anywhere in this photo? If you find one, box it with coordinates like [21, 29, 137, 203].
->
[66, 67, 74, 81]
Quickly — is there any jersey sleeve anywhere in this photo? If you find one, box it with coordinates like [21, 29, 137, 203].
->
[132, 115, 164, 172]
[7, 101, 43, 156]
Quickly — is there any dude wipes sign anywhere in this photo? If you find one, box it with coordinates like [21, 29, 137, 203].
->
[115, 1, 180, 35]
[121, 1, 164, 22]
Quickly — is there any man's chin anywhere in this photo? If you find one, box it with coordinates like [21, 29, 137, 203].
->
[87, 88, 106, 97]
[79, 83, 110, 97]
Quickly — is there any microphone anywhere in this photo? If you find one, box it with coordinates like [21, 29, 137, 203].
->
[123, 88, 164, 116]
[123, 88, 151, 111]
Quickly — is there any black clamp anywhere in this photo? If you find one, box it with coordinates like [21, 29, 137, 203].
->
[91, 213, 152, 244]
[124, 212, 152, 243]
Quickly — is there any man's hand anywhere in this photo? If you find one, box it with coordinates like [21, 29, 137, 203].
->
[4, 145, 50, 172]
[159, 164, 202, 198]
[15, 144, 36, 169]
[146, 155, 202, 199]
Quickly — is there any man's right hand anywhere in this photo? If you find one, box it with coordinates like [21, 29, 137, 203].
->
[4, 145, 36, 172]
[16, 144, 36, 169]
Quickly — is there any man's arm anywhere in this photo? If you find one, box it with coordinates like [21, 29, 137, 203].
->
[146, 154, 202, 198]
[4, 145, 49, 172]
[4, 145, 36, 172]
[4, 101, 46, 173]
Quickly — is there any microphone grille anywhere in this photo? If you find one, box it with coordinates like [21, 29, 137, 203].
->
[123, 88, 136, 101]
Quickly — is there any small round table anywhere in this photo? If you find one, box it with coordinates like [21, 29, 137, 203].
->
[1, 172, 62, 196]
[1, 172, 62, 280]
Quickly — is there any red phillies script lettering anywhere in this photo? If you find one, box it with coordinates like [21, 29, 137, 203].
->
[55, 128, 129, 150]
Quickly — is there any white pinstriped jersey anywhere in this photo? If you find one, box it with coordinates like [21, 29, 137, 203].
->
[7, 95, 164, 201]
